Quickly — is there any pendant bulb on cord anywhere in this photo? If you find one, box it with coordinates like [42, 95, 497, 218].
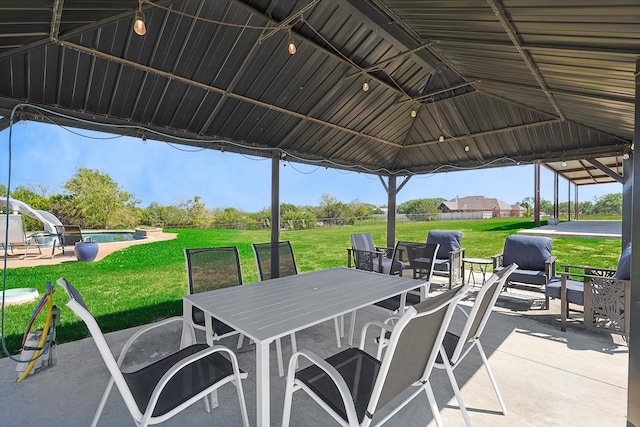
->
[362, 78, 369, 92]
[287, 29, 296, 55]
[133, 1, 146, 36]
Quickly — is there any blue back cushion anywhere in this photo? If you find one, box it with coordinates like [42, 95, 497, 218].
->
[427, 230, 462, 259]
[615, 242, 632, 280]
[502, 235, 553, 271]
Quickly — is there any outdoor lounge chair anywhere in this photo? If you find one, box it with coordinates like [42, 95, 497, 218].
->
[348, 232, 399, 275]
[51, 224, 84, 257]
[546, 242, 631, 336]
[57, 277, 249, 427]
[492, 235, 556, 309]
[282, 282, 471, 427]
[426, 230, 465, 289]
[0, 214, 41, 258]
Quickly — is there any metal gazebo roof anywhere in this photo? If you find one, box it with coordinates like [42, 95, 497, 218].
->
[0, 0, 636, 177]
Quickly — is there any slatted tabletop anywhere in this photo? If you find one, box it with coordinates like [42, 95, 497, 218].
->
[183, 267, 426, 427]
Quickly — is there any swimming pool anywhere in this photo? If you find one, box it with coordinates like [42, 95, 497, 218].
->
[35, 231, 145, 246]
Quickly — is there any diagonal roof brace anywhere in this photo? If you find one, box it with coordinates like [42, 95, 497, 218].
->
[50, 0, 64, 41]
[585, 158, 623, 184]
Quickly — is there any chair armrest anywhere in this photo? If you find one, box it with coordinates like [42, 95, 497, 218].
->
[359, 320, 395, 350]
[286, 349, 360, 425]
[492, 253, 504, 269]
[347, 248, 353, 268]
[561, 264, 616, 277]
[145, 344, 247, 423]
[545, 256, 557, 278]
[350, 248, 386, 272]
[375, 246, 394, 258]
[117, 316, 196, 366]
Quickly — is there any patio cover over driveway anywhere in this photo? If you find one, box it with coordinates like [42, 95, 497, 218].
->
[0, 1, 638, 423]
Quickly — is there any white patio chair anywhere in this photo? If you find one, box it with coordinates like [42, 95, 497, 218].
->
[0, 214, 42, 258]
[434, 263, 518, 426]
[282, 282, 471, 427]
[57, 277, 249, 427]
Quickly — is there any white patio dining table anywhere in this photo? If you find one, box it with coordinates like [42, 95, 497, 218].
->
[182, 266, 427, 427]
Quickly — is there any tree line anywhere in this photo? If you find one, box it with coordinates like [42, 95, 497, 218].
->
[1, 168, 622, 231]
[517, 195, 623, 216]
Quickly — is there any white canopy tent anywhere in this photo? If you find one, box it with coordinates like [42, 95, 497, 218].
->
[0, 197, 61, 234]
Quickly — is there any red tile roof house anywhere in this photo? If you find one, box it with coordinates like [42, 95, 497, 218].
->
[438, 196, 525, 218]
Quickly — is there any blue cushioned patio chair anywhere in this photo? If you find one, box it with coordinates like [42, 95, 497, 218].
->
[427, 230, 465, 289]
[546, 242, 631, 336]
[492, 235, 556, 309]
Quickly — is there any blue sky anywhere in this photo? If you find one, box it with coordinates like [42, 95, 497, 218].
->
[1, 121, 621, 212]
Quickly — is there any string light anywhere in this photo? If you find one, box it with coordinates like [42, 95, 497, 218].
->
[133, 1, 146, 36]
[362, 78, 369, 92]
[287, 29, 296, 55]
[18, 111, 27, 128]
[464, 145, 470, 152]
[410, 109, 417, 118]
[12, 102, 524, 177]
[438, 135, 445, 142]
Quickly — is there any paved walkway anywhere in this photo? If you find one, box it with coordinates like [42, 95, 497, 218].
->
[518, 220, 621, 239]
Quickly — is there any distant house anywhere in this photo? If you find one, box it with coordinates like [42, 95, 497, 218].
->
[438, 196, 525, 218]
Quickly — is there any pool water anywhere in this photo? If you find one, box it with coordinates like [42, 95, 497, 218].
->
[84, 232, 143, 243]
[35, 231, 144, 246]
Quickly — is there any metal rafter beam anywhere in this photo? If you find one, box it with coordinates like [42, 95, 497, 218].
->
[332, 0, 438, 74]
[410, 118, 561, 148]
[486, 0, 564, 119]
[49, 0, 64, 41]
[586, 158, 623, 184]
[395, 81, 478, 106]
[56, 40, 403, 149]
[230, 0, 419, 108]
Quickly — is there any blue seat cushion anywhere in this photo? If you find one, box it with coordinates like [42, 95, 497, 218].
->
[433, 258, 450, 272]
[546, 277, 584, 305]
[494, 267, 548, 286]
[614, 242, 632, 280]
[427, 230, 462, 260]
[502, 235, 553, 271]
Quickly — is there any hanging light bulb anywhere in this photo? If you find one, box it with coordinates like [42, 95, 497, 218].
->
[438, 135, 445, 143]
[362, 79, 369, 92]
[464, 145, 470, 152]
[18, 111, 27, 128]
[287, 29, 296, 55]
[133, 2, 146, 36]
[410, 109, 417, 118]
[561, 161, 567, 167]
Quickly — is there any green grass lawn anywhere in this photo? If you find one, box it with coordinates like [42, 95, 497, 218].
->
[0, 217, 622, 357]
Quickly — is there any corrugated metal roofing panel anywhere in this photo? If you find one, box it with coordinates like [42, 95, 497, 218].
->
[0, 0, 635, 181]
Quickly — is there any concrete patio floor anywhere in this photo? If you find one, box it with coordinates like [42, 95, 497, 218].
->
[0, 277, 628, 427]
